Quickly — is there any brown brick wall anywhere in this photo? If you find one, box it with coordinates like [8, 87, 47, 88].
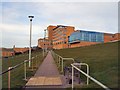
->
[47, 25, 57, 41]
[69, 41, 100, 48]
[104, 33, 120, 43]
[104, 33, 114, 43]
[113, 33, 120, 41]
[2, 51, 15, 57]
[38, 38, 52, 49]
[52, 25, 75, 49]
[13, 48, 29, 53]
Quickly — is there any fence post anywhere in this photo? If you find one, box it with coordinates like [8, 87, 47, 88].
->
[24, 60, 27, 80]
[36, 55, 37, 68]
[8, 67, 12, 90]
[36, 58, 37, 68]
[61, 58, 63, 72]
[72, 66, 74, 89]
[59, 57, 60, 67]
[87, 64, 89, 85]
[57, 55, 59, 64]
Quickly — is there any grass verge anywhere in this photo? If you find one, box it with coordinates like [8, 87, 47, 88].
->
[54, 41, 119, 88]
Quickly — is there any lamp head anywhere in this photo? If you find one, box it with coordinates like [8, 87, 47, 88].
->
[28, 16, 34, 21]
[28, 16, 34, 18]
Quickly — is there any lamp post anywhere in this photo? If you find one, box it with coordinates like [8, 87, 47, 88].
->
[28, 15, 34, 67]
[44, 29, 47, 52]
[43, 29, 47, 57]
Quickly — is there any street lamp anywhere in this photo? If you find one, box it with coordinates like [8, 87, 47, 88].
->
[43, 29, 47, 57]
[28, 15, 34, 67]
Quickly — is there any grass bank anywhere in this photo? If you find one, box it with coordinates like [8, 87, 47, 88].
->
[2, 49, 44, 88]
[54, 41, 119, 89]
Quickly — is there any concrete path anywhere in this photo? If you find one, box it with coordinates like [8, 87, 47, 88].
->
[34, 51, 59, 77]
[25, 51, 65, 89]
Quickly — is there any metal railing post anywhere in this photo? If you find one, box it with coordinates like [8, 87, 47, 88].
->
[71, 64, 110, 90]
[61, 58, 63, 72]
[8, 67, 12, 90]
[59, 57, 60, 67]
[24, 60, 27, 80]
[57, 55, 58, 63]
[32, 58, 33, 71]
[56, 55, 58, 64]
[72, 66, 74, 89]
[36, 58, 37, 68]
[86, 64, 89, 85]
[31, 57, 35, 71]
[61, 58, 75, 73]
[73, 63, 89, 85]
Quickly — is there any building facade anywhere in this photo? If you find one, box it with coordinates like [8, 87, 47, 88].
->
[38, 25, 120, 49]
[69, 30, 104, 48]
[38, 25, 75, 49]
[51, 25, 75, 49]
[104, 33, 120, 43]
[38, 38, 52, 50]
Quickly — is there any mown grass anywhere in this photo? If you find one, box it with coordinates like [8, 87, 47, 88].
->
[2, 49, 44, 88]
[54, 41, 119, 89]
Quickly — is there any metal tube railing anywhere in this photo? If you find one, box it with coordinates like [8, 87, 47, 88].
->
[8, 67, 11, 90]
[71, 64, 111, 90]
[51, 51, 111, 90]
[1, 52, 43, 89]
[51, 51, 75, 72]
[0, 59, 29, 76]
[61, 58, 75, 72]
[1, 59, 31, 89]
[73, 63, 89, 85]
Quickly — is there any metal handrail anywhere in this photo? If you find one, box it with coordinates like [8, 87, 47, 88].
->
[51, 51, 75, 72]
[1, 54, 41, 89]
[71, 64, 111, 90]
[61, 58, 75, 72]
[0, 59, 29, 75]
[0, 55, 38, 76]
[51, 51, 111, 90]
[72, 62, 89, 85]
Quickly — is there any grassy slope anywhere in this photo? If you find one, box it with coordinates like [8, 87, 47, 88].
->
[2, 49, 44, 88]
[55, 41, 119, 88]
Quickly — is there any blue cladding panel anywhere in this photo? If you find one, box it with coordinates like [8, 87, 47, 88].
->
[69, 30, 104, 43]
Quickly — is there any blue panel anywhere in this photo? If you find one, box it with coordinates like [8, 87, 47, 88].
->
[69, 30, 104, 43]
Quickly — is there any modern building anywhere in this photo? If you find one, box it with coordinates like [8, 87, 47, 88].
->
[69, 30, 104, 48]
[38, 38, 52, 50]
[38, 25, 120, 49]
[51, 25, 75, 49]
[38, 25, 75, 49]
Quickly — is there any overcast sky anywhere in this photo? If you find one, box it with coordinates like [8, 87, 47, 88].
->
[1, 1, 119, 48]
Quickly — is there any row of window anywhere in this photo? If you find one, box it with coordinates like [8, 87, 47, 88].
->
[53, 37, 66, 42]
[53, 31, 66, 38]
[53, 41, 67, 45]
[39, 40, 50, 42]
[53, 29, 67, 36]
[69, 31, 104, 43]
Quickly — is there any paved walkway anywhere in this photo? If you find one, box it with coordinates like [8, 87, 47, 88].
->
[34, 51, 59, 77]
[25, 51, 65, 89]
